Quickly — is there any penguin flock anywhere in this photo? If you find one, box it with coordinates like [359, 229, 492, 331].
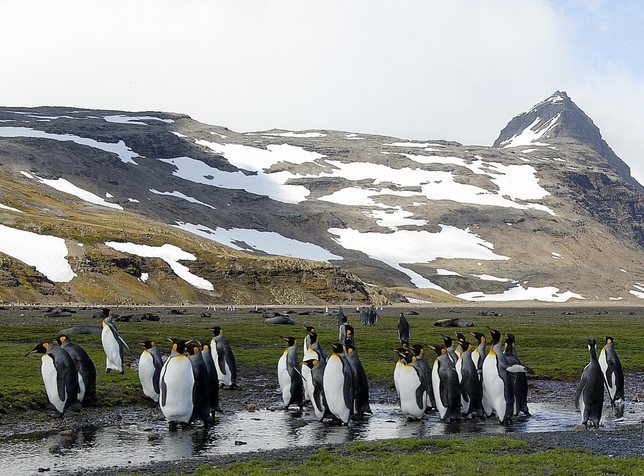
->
[25, 308, 626, 432]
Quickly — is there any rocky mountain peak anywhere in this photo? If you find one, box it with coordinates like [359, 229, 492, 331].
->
[494, 91, 642, 192]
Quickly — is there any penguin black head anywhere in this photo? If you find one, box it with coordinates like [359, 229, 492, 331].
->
[186, 343, 202, 356]
[604, 336, 614, 344]
[441, 335, 453, 347]
[455, 332, 466, 344]
[587, 337, 597, 349]
[411, 344, 425, 356]
[344, 343, 356, 354]
[102, 308, 112, 317]
[487, 327, 502, 344]
[168, 338, 188, 354]
[471, 332, 486, 344]
[303, 358, 319, 369]
[209, 326, 223, 336]
[281, 336, 297, 347]
[140, 339, 156, 349]
[25, 341, 49, 356]
[460, 340, 471, 350]
[428, 344, 445, 356]
[56, 335, 69, 345]
[304, 326, 316, 334]
[345, 325, 354, 336]
[330, 343, 345, 354]
[394, 348, 414, 364]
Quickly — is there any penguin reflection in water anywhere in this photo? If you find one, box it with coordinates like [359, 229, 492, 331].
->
[26, 342, 79, 416]
[277, 336, 304, 410]
[599, 336, 625, 418]
[576, 337, 605, 429]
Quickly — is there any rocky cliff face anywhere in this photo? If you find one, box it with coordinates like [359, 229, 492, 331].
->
[0, 94, 641, 305]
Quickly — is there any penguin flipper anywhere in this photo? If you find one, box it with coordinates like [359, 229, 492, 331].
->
[575, 377, 586, 410]
[506, 363, 534, 375]
[52, 353, 70, 403]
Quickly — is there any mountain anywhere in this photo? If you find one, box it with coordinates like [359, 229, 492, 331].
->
[0, 92, 642, 305]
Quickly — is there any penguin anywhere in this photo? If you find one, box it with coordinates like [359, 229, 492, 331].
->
[599, 336, 625, 417]
[397, 313, 411, 349]
[344, 343, 371, 417]
[277, 336, 304, 410]
[481, 327, 512, 423]
[187, 341, 211, 426]
[575, 337, 605, 429]
[470, 331, 487, 380]
[503, 334, 531, 417]
[454, 339, 484, 418]
[138, 339, 164, 403]
[442, 335, 459, 366]
[429, 345, 461, 421]
[323, 342, 354, 424]
[101, 314, 129, 374]
[302, 358, 332, 421]
[338, 314, 349, 345]
[410, 344, 436, 411]
[208, 326, 237, 388]
[56, 335, 97, 404]
[26, 342, 79, 415]
[394, 348, 429, 420]
[201, 342, 222, 414]
[159, 338, 195, 430]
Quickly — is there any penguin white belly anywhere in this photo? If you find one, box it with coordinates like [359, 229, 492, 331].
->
[139, 351, 159, 402]
[431, 360, 448, 419]
[481, 355, 496, 416]
[41, 355, 66, 413]
[598, 351, 617, 400]
[482, 356, 505, 421]
[301, 347, 317, 402]
[211, 339, 232, 387]
[101, 326, 122, 372]
[277, 352, 292, 406]
[323, 356, 351, 424]
[77, 374, 86, 403]
[398, 366, 424, 419]
[160, 356, 194, 423]
[393, 361, 403, 398]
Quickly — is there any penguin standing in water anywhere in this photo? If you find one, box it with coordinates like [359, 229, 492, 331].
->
[138, 340, 163, 403]
[56, 335, 96, 404]
[429, 345, 461, 421]
[26, 342, 79, 415]
[576, 337, 605, 429]
[344, 343, 371, 417]
[101, 314, 129, 374]
[303, 358, 332, 421]
[481, 327, 513, 423]
[394, 348, 429, 420]
[208, 326, 237, 388]
[323, 343, 354, 424]
[302, 327, 326, 402]
[454, 338, 484, 418]
[599, 336, 625, 417]
[187, 341, 211, 426]
[504, 334, 531, 417]
[160, 339, 195, 430]
[201, 342, 221, 414]
[277, 336, 304, 410]
[410, 344, 436, 411]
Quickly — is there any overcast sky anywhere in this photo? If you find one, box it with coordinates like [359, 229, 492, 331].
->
[2, 0, 643, 184]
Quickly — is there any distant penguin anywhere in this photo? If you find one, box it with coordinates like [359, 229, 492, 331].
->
[599, 336, 625, 417]
[159, 339, 195, 430]
[26, 342, 79, 415]
[323, 343, 354, 424]
[208, 326, 237, 388]
[576, 337, 605, 429]
[138, 340, 163, 403]
[187, 342, 211, 425]
[344, 343, 371, 417]
[101, 314, 129, 374]
[429, 345, 461, 421]
[56, 335, 97, 404]
[277, 336, 304, 409]
[455, 339, 484, 418]
[410, 344, 436, 411]
[397, 313, 411, 349]
[394, 349, 429, 420]
[481, 327, 513, 424]
[504, 334, 530, 417]
[303, 358, 331, 421]
[201, 342, 221, 414]
[343, 325, 355, 346]
[338, 314, 349, 344]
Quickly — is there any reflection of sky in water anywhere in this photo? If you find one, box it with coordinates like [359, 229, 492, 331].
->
[0, 402, 639, 475]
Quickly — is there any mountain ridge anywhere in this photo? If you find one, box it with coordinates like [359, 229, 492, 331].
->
[0, 92, 642, 305]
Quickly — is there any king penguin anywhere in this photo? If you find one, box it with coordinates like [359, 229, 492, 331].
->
[429, 345, 461, 421]
[397, 313, 411, 349]
[26, 342, 79, 415]
[303, 358, 331, 421]
[101, 314, 129, 374]
[302, 326, 325, 402]
[187, 341, 211, 426]
[470, 331, 487, 380]
[481, 327, 514, 424]
[575, 337, 605, 429]
[504, 334, 531, 417]
[277, 336, 304, 410]
[138, 340, 163, 403]
[323, 343, 354, 424]
[599, 336, 625, 417]
[56, 335, 97, 404]
[201, 342, 222, 414]
[160, 338, 195, 430]
[454, 338, 484, 418]
[208, 326, 237, 388]
[344, 343, 371, 417]
[410, 344, 436, 411]
[394, 348, 429, 420]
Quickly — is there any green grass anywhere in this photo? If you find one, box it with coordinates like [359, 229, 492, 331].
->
[187, 436, 644, 475]
[1, 305, 643, 418]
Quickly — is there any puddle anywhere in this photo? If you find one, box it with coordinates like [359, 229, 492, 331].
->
[0, 401, 641, 475]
